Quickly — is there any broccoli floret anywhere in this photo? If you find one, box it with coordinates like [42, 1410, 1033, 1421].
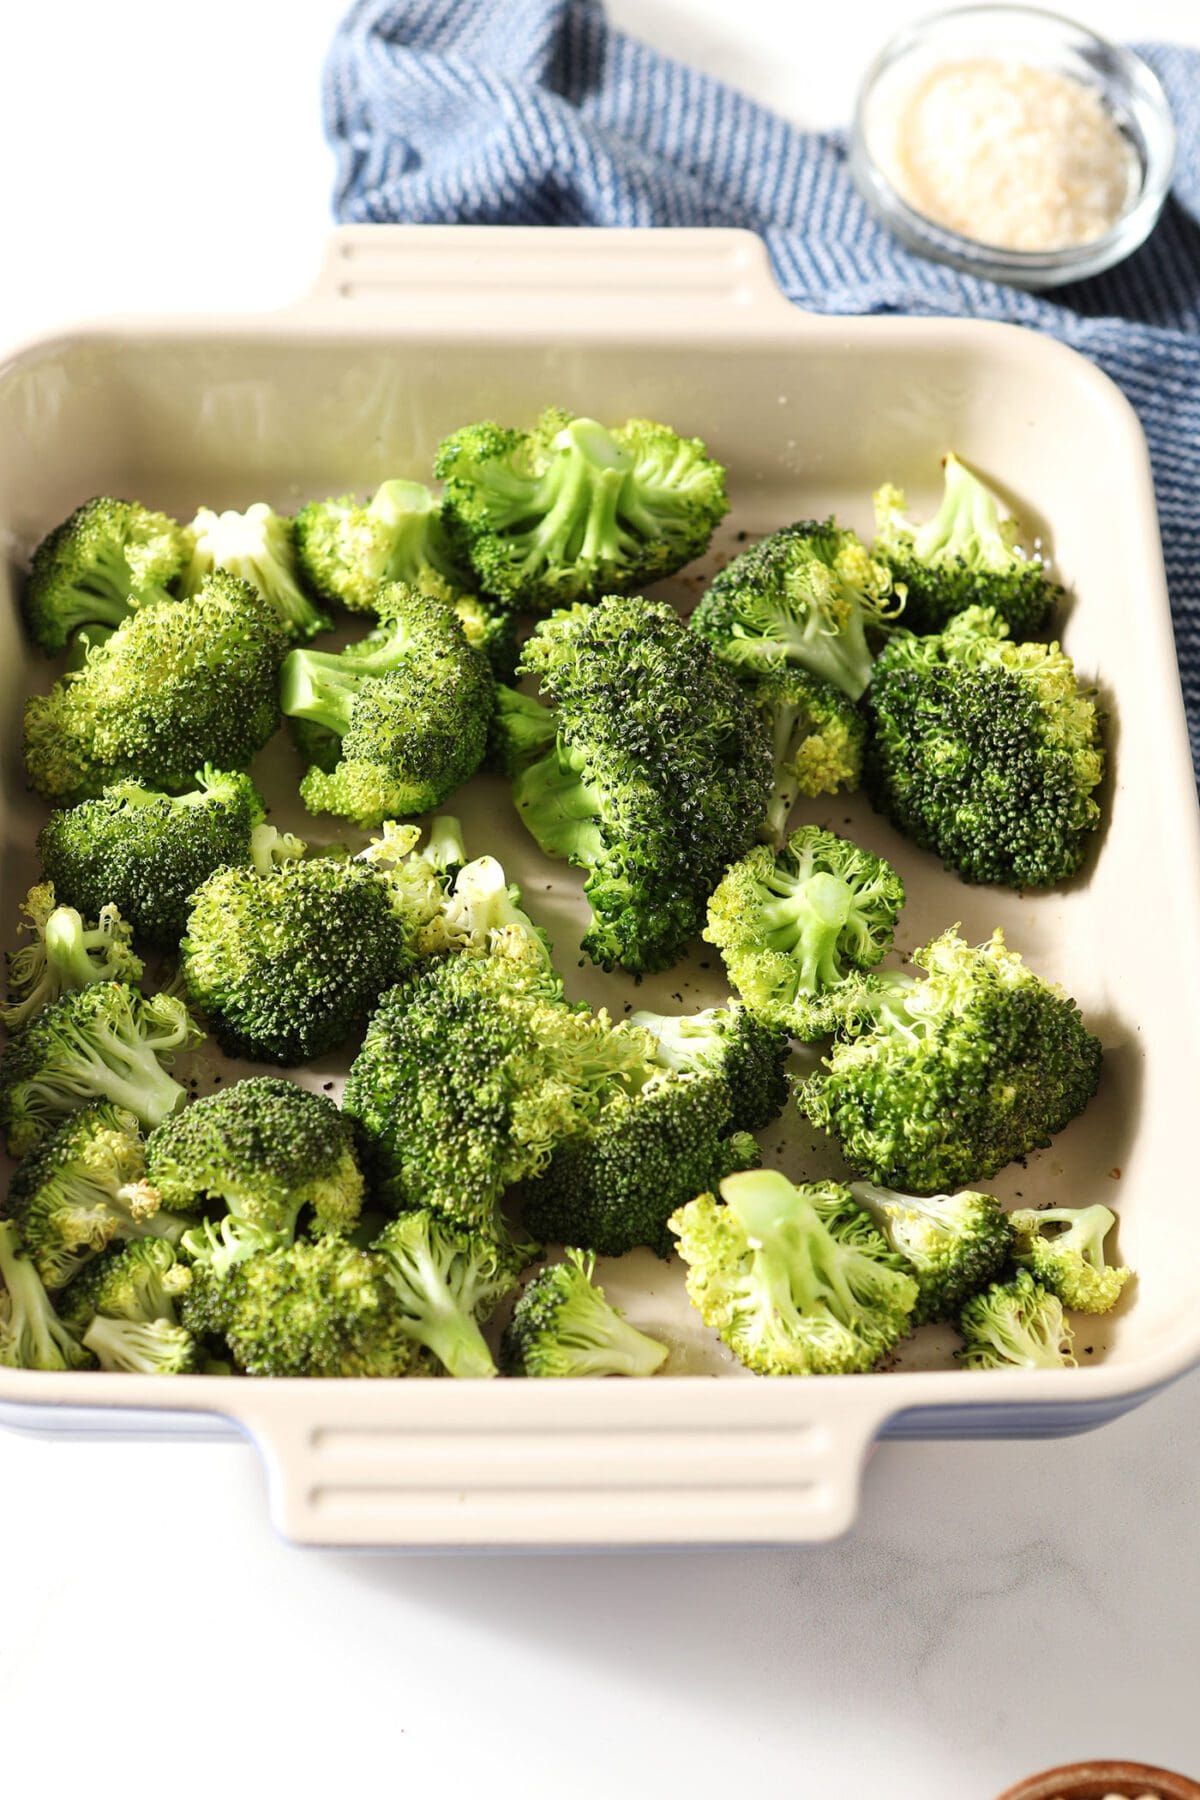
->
[0, 1219, 91, 1369]
[864, 606, 1104, 888]
[507, 596, 772, 973]
[86, 1316, 198, 1374]
[3, 883, 143, 1033]
[796, 927, 1102, 1194]
[502, 1249, 668, 1378]
[1009, 1203, 1132, 1314]
[180, 856, 415, 1064]
[690, 520, 900, 699]
[58, 1237, 196, 1374]
[4, 1102, 191, 1290]
[0, 981, 200, 1157]
[24, 571, 289, 802]
[521, 1071, 760, 1258]
[24, 497, 188, 656]
[849, 1181, 1013, 1324]
[183, 1236, 416, 1378]
[959, 1269, 1076, 1369]
[294, 478, 469, 612]
[280, 581, 493, 828]
[626, 1003, 789, 1132]
[704, 827, 905, 1039]
[669, 1170, 918, 1376]
[352, 816, 465, 940]
[452, 592, 520, 684]
[343, 950, 652, 1231]
[415, 851, 555, 969]
[435, 410, 727, 612]
[750, 667, 866, 846]
[373, 1211, 530, 1379]
[145, 1077, 364, 1241]
[36, 767, 295, 951]
[180, 502, 330, 643]
[873, 456, 1060, 638]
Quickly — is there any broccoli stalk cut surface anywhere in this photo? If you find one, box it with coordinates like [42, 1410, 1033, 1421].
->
[959, 1269, 1076, 1369]
[3, 883, 143, 1033]
[374, 1212, 529, 1379]
[669, 1171, 918, 1376]
[182, 503, 330, 642]
[24, 498, 188, 655]
[0, 1220, 91, 1369]
[750, 667, 866, 845]
[294, 478, 470, 612]
[627, 1004, 789, 1133]
[873, 455, 1060, 638]
[0, 982, 200, 1157]
[704, 826, 904, 1039]
[435, 410, 727, 611]
[849, 1182, 1013, 1324]
[1009, 1204, 1132, 1314]
[502, 1249, 668, 1378]
[796, 928, 1102, 1194]
[689, 520, 900, 699]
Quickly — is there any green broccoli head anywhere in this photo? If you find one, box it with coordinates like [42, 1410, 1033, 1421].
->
[182, 1236, 416, 1378]
[750, 666, 866, 846]
[435, 410, 727, 611]
[704, 826, 904, 1040]
[521, 1070, 760, 1259]
[849, 1182, 1013, 1324]
[690, 520, 900, 699]
[872, 456, 1060, 638]
[373, 1211, 531, 1379]
[23, 571, 290, 802]
[57, 1235, 196, 1374]
[2, 882, 144, 1034]
[294, 478, 469, 612]
[669, 1170, 918, 1376]
[343, 950, 652, 1231]
[0, 981, 200, 1157]
[864, 605, 1104, 888]
[501, 1248, 669, 1378]
[24, 497, 189, 656]
[1009, 1204, 1132, 1314]
[145, 1077, 364, 1240]
[959, 1268, 1076, 1369]
[280, 581, 494, 829]
[180, 856, 415, 1064]
[4, 1102, 190, 1291]
[511, 595, 772, 973]
[797, 927, 1102, 1194]
[181, 502, 330, 642]
[0, 1219, 91, 1369]
[626, 1004, 789, 1132]
[36, 767, 284, 951]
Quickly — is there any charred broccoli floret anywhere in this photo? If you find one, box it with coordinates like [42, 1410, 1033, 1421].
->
[24, 497, 188, 656]
[1009, 1203, 1132, 1314]
[669, 1170, 918, 1376]
[796, 927, 1102, 1194]
[0, 982, 200, 1157]
[3, 883, 143, 1033]
[0, 1219, 91, 1369]
[704, 826, 904, 1039]
[502, 1249, 668, 1378]
[24, 571, 289, 802]
[690, 520, 900, 699]
[864, 606, 1104, 888]
[294, 478, 469, 611]
[873, 455, 1059, 638]
[498, 596, 771, 973]
[59, 1237, 195, 1374]
[750, 666, 866, 846]
[849, 1182, 1013, 1324]
[627, 1004, 789, 1132]
[181, 502, 330, 642]
[280, 581, 493, 827]
[435, 410, 727, 611]
[958, 1269, 1076, 1370]
[373, 1212, 530, 1379]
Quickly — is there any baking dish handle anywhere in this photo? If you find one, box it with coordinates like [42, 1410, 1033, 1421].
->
[237, 1381, 892, 1549]
[299, 225, 801, 327]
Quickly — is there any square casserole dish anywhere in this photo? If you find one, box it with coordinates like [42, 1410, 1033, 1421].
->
[0, 226, 1197, 1549]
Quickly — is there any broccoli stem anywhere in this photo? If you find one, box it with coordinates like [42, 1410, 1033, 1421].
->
[513, 745, 606, 867]
[280, 618, 415, 737]
[913, 454, 1009, 571]
[0, 1220, 84, 1368]
[556, 1289, 668, 1378]
[59, 1018, 189, 1133]
[380, 1233, 498, 1378]
[41, 908, 109, 991]
[82, 1313, 188, 1374]
[426, 815, 467, 871]
[764, 697, 806, 845]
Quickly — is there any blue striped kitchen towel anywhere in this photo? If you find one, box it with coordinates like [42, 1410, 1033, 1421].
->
[325, 0, 1200, 772]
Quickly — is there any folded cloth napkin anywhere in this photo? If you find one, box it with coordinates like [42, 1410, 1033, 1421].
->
[325, 0, 1200, 772]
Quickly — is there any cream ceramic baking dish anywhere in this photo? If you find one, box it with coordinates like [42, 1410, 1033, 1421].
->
[1, 226, 1198, 1550]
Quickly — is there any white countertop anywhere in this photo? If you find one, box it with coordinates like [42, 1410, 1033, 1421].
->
[3, 3, 1198, 1793]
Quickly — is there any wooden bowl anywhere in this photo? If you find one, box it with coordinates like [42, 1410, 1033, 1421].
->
[996, 1762, 1200, 1800]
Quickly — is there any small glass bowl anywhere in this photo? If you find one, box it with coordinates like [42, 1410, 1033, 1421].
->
[849, 3, 1176, 289]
